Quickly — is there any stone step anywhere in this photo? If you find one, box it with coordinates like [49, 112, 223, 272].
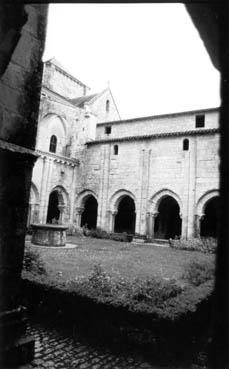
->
[132, 237, 170, 247]
[144, 241, 170, 248]
[151, 238, 170, 245]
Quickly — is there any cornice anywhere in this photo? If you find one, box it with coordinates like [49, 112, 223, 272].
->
[86, 128, 219, 146]
[36, 149, 79, 166]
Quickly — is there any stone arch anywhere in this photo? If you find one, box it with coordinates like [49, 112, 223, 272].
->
[109, 189, 136, 213]
[196, 189, 219, 217]
[40, 112, 68, 136]
[37, 113, 67, 155]
[147, 189, 182, 239]
[196, 189, 220, 238]
[28, 182, 40, 225]
[46, 185, 70, 224]
[109, 189, 136, 233]
[75, 189, 98, 208]
[74, 190, 98, 229]
[148, 188, 182, 215]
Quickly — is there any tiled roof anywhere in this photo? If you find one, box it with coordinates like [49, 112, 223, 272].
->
[70, 93, 99, 108]
[86, 128, 219, 146]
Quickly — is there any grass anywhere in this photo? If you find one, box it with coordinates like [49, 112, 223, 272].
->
[23, 235, 215, 286]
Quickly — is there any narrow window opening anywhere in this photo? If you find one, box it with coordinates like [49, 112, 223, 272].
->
[114, 145, 118, 155]
[106, 99, 110, 113]
[105, 126, 111, 134]
[49, 135, 57, 153]
[195, 114, 205, 128]
[183, 138, 189, 151]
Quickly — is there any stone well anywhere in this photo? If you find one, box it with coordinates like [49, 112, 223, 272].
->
[31, 224, 68, 247]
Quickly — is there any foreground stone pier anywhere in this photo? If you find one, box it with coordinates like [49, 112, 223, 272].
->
[0, 4, 48, 367]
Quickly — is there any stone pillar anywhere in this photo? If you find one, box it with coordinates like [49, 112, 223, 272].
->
[107, 210, 117, 233]
[39, 156, 49, 222]
[0, 146, 38, 366]
[75, 207, 84, 227]
[146, 212, 158, 238]
[0, 4, 48, 366]
[69, 165, 77, 224]
[58, 204, 65, 225]
[42, 158, 53, 223]
[194, 214, 205, 238]
[181, 211, 187, 239]
[33, 203, 40, 223]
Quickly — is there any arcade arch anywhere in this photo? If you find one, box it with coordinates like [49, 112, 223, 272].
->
[109, 190, 136, 233]
[46, 185, 69, 224]
[196, 190, 220, 238]
[148, 189, 182, 239]
[75, 190, 98, 229]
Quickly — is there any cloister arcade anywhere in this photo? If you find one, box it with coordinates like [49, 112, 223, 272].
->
[28, 186, 219, 240]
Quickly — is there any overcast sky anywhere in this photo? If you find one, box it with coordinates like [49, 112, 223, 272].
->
[43, 3, 220, 120]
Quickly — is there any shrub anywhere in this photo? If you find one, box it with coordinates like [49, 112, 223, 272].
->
[23, 248, 46, 275]
[123, 276, 183, 305]
[201, 237, 217, 254]
[66, 224, 84, 236]
[182, 259, 215, 286]
[84, 228, 132, 242]
[68, 264, 184, 316]
[110, 232, 131, 242]
[86, 227, 110, 239]
[170, 237, 217, 254]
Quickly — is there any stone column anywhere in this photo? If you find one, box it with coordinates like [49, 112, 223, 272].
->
[39, 156, 49, 222]
[75, 207, 84, 227]
[42, 158, 53, 223]
[33, 203, 40, 223]
[58, 204, 65, 224]
[108, 210, 117, 233]
[181, 211, 188, 239]
[146, 212, 158, 239]
[69, 165, 77, 224]
[194, 214, 205, 238]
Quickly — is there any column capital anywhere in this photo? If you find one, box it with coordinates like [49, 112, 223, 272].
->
[147, 211, 158, 218]
[75, 207, 84, 215]
[58, 204, 65, 212]
[196, 213, 205, 221]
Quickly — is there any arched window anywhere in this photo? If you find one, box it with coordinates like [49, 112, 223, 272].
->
[114, 145, 118, 155]
[49, 135, 57, 153]
[183, 138, 189, 151]
[106, 99, 110, 113]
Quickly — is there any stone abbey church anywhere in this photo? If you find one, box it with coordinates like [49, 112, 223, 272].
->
[29, 58, 220, 240]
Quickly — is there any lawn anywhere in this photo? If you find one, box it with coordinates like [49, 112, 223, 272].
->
[23, 235, 214, 285]
[22, 235, 215, 317]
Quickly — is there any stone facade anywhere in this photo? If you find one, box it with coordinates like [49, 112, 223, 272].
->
[30, 59, 220, 240]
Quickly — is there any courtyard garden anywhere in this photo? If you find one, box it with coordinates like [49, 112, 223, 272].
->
[22, 234, 215, 320]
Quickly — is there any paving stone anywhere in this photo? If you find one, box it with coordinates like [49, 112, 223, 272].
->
[23, 319, 161, 369]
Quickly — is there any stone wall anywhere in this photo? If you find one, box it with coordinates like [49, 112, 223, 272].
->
[43, 60, 89, 99]
[91, 88, 121, 123]
[96, 108, 218, 140]
[79, 123, 220, 238]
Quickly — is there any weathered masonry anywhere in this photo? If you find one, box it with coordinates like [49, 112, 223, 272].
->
[30, 59, 219, 240]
